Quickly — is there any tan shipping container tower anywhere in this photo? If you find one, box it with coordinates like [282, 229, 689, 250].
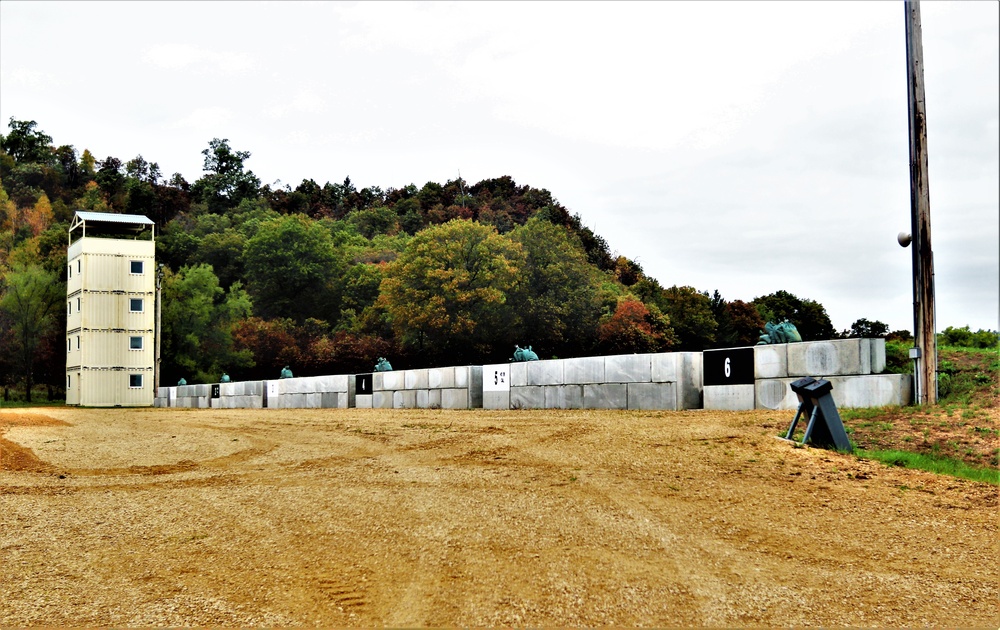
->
[66, 211, 156, 406]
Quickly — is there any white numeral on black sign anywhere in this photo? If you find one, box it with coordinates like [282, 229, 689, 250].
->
[724, 357, 731, 378]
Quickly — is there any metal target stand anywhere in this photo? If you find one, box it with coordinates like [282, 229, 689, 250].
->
[780, 377, 853, 453]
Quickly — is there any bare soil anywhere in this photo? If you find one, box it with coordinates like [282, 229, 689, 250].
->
[1, 406, 997, 627]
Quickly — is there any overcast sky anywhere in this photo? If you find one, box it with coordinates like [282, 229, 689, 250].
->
[2, 1, 997, 333]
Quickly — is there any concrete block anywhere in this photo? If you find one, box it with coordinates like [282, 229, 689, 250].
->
[583, 384, 628, 409]
[305, 393, 322, 408]
[544, 385, 584, 409]
[870, 338, 886, 374]
[827, 374, 912, 408]
[454, 366, 470, 389]
[441, 389, 469, 409]
[380, 371, 406, 391]
[469, 366, 483, 408]
[284, 393, 306, 408]
[651, 353, 678, 383]
[197, 396, 211, 408]
[394, 390, 417, 409]
[787, 339, 869, 377]
[628, 382, 678, 410]
[287, 378, 308, 394]
[427, 389, 442, 409]
[428, 367, 455, 389]
[754, 345, 788, 379]
[372, 372, 384, 390]
[677, 353, 704, 409]
[527, 359, 564, 386]
[563, 357, 605, 384]
[355, 394, 373, 409]
[321, 392, 339, 408]
[372, 391, 393, 409]
[755, 379, 798, 410]
[314, 374, 349, 392]
[415, 389, 429, 408]
[405, 369, 429, 390]
[510, 386, 544, 410]
[509, 362, 527, 387]
[483, 391, 510, 410]
[605, 354, 652, 383]
[704, 384, 755, 410]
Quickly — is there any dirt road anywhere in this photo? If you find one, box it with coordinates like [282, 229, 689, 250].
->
[1, 407, 996, 626]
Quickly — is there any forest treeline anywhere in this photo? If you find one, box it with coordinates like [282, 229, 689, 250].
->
[2, 118, 937, 398]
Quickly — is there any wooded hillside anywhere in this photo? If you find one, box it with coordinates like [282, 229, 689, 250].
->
[2, 119, 860, 396]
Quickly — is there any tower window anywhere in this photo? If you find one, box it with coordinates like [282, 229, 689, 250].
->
[129, 374, 143, 388]
[129, 298, 144, 313]
[130, 336, 143, 350]
[130, 260, 144, 274]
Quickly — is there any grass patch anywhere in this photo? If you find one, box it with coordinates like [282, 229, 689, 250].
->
[857, 449, 1000, 486]
[0, 400, 67, 408]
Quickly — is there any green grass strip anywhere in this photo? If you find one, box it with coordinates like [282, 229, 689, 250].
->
[857, 449, 1000, 486]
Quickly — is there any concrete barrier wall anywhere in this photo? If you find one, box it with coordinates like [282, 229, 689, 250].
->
[373, 365, 483, 409]
[151, 341, 902, 412]
[704, 338, 905, 410]
[502, 352, 702, 410]
[755, 374, 913, 410]
[266, 375, 350, 409]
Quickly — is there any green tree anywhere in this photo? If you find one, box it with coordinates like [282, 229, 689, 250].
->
[847, 318, 889, 339]
[940, 325, 999, 349]
[0, 119, 53, 164]
[191, 138, 261, 213]
[662, 285, 717, 351]
[508, 217, 603, 357]
[0, 263, 64, 401]
[380, 219, 522, 362]
[243, 214, 345, 322]
[191, 229, 246, 289]
[161, 264, 253, 384]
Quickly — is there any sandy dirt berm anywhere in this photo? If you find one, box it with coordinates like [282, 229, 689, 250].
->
[1, 406, 996, 626]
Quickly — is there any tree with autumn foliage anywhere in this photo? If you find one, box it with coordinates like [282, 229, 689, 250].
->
[597, 297, 675, 355]
[380, 219, 522, 364]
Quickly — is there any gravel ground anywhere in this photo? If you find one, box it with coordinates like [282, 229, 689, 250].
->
[1, 406, 997, 627]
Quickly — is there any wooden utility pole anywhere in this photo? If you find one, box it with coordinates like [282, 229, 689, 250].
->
[905, 0, 937, 404]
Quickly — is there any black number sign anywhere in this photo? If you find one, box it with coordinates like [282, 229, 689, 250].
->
[356, 373, 373, 394]
[703, 347, 755, 386]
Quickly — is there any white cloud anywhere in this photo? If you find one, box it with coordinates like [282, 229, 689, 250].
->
[143, 43, 252, 75]
[171, 107, 234, 132]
